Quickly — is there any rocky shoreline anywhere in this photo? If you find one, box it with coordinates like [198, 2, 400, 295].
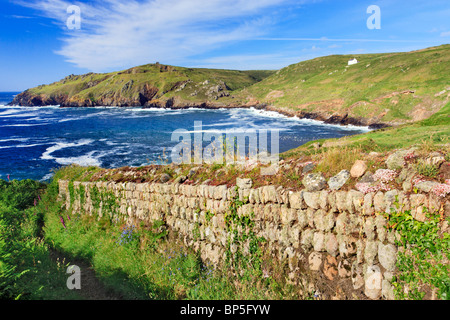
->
[8, 91, 389, 130]
[259, 104, 389, 129]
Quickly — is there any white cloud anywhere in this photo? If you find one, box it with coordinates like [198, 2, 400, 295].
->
[11, 15, 35, 19]
[16, 0, 295, 71]
[441, 31, 450, 37]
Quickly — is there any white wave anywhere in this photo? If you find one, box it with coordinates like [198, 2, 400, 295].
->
[41, 139, 94, 161]
[58, 118, 77, 123]
[59, 110, 125, 121]
[8, 105, 56, 109]
[245, 107, 371, 132]
[77, 106, 119, 110]
[42, 105, 61, 109]
[5, 105, 60, 109]
[124, 107, 169, 112]
[0, 109, 38, 117]
[58, 115, 99, 123]
[290, 116, 371, 132]
[120, 109, 185, 118]
[105, 140, 118, 146]
[0, 138, 30, 143]
[247, 108, 289, 119]
[2, 123, 49, 127]
[5, 143, 50, 149]
[40, 139, 118, 168]
[123, 107, 212, 115]
[197, 122, 237, 128]
[40, 172, 55, 182]
[22, 117, 45, 121]
[174, 126, 290, 135]
[112, 150, 133, 156]
[0, 113, 41, 119]
[24, 117, 59, 123]
[52, 151, 103, 167]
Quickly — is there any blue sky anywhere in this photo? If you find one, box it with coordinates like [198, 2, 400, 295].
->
[1, 0, 449, 91]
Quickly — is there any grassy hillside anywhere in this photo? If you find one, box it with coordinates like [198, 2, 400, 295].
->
[12, 63, 274, 107]
[11, 44, 450, 126]
[236, 44, 450, 124]
[282, 101, 450, 161]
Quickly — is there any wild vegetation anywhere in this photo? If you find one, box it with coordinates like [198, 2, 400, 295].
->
[385, 205, 449, 300]
[0, 179, 81, 299]
[283, 101, 450, 162]
[0, 166, 303, 300]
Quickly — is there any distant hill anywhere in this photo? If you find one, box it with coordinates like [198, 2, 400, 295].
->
[235, 44, 450, 127]
[10, 63, 274, 108]
[10, 44, 450, 127]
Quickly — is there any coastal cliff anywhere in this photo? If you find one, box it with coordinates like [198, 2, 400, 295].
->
[9, 45, 450, 129]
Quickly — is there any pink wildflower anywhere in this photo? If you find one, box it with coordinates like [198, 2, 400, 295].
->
[403, 152, 416, 161]
[355, 182, 391, 194]
[355, 183, 374, 194]
[413, 177, 425, 185]
[59, 216, 66, 229]
[431, 183, 450, 198]
[373, 169, 397, 183]
[378, 182, 392, 192]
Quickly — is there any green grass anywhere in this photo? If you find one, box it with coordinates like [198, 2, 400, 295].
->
[239, 44, 450, 123]
[385, 207, 450, 300]
[415, 161, 440, 178]
[283, 101, 450, 160]
[347, 101, 450, 150]
[24, 63, 275, 107]
[0, 179, 81, 300]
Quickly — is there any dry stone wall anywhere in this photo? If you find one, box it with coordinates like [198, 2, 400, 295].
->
[58, 178, 449, 300]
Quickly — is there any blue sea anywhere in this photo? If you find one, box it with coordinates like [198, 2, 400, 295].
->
[0, 92, 369, 181]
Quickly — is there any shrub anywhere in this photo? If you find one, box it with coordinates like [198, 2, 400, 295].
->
[415, 161, 439, 178]
[0, 179, 45, 210]
[313, 146, 364, 177]
[385, 207, 450, 300]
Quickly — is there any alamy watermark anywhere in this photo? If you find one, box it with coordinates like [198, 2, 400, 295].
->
[367, 5, 381, 30]
[66, 265, 81, 290]
[170, 121, 280, 175]
[66, 5, 81, 30]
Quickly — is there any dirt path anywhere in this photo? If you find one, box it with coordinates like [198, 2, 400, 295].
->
[49, 249, 123, 300]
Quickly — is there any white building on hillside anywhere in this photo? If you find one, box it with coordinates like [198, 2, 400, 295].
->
[348, 58, 358, 66]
